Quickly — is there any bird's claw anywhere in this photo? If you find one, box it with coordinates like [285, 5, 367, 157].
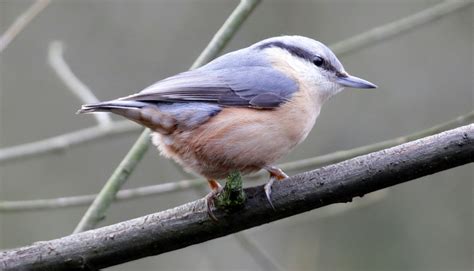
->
[264, 177, 276, 210]
[204, 187, 222, 221]
[263, 166, 289, 210]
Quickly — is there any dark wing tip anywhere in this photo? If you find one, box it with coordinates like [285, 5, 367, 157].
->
[249, 93, 285, 108]
[77, 104, 94, 114]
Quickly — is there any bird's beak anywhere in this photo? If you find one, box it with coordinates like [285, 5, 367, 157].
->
[336, 74, 377, 89]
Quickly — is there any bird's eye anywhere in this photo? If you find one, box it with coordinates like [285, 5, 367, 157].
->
[312, 56, 324, 67]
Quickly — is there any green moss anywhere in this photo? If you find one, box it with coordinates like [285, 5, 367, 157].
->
[216, 171, 246, 211]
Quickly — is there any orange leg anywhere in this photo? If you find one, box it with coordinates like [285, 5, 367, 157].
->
[263, 166, 289, 210]
[204, 179, 223, 221]
[207, 179, 222, 191]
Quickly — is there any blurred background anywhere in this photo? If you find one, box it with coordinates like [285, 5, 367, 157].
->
[0, 0, 472, 270]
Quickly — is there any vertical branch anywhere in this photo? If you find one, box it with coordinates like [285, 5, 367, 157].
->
[192, 0, 262, 68]
[73, 0, 262, 233]
[0, 0, 51, 53]
[73, 130, 151, 233]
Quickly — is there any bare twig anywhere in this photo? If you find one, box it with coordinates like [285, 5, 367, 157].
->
[1, 124, 472, 270]
[48, 41, 112, 126]
[0, 111, 471, 212]
[273, 111, 474, 174]
[0, 178, 201, 212]
[0, 0, 466, 165]
[0, 120, 138, 164]
[0, 0, 51, 53]
[72, 0, 262, 234]
[331, 0, 473, 55]
[192, 0, 263, 66]
[72, 129, 151, 234]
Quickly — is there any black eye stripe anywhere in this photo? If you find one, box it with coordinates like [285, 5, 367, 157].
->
[258, 41, 312, 61]
[258, 41, 337, 72]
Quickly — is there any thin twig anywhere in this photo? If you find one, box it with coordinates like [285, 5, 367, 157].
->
[0, 111, 471, 212]
[0, 121, 138, 164]
[1, 124, 472, 270]
[72, 130, 152, 233]
[192, 0, 262, 67]
[331, 0, 473, 55]
[0, 0, 51, 53]
[0, 0, 466, 165]
[271, 111, 474, 174]
[48, 41, 112, 126]
[72, 0, 262, 234]
[0, 178, 201, 212]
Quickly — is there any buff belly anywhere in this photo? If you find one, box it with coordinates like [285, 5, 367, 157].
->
[151, 91, 321, 180]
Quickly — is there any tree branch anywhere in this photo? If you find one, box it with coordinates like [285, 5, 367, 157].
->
[1, 124, 472, 270]
[331, 0, 473, 55]
[276, 111, 474, 173]
[1, 111, 471, 212]
[0, 121, 138, 164]
[48, 41, 112, 127]
[0, 0, 468, 165]
[233, 232, 285, 271]
[0, 0, 51, 53]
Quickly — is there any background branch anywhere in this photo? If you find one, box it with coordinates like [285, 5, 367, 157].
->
[48, 41, 112, 126]
[1, 124, 472, 270]
[0, 121, 137, 164]
[0, 0, 51, 53]
[1, 111, 471, 212]
[233, 232, 285, 271]
[331, 0, 473, 55]
[275, 111, 474, 173]
[0, 0, 467, 165]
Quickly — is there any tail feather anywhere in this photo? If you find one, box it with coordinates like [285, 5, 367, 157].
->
[77, 99, 222, 134]
[77, 100, 149, 114]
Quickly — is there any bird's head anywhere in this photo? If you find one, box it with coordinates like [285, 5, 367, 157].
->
[254, 36, 377, 101]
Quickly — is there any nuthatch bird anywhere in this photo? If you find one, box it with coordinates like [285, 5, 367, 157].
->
[79, 35, 376, 218]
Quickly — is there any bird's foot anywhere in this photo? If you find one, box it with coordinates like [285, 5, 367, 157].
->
[204, 185, 223, 222]
[264, 177, 276, 210]
[264, 166, 289, 210]
[205, 173, 246, 221]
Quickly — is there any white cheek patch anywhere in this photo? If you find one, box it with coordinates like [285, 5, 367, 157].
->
[265, 48, 342, 101]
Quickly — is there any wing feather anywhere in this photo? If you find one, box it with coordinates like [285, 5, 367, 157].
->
[121, 66, 298, 109]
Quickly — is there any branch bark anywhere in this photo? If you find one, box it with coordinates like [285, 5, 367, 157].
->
[1, 124, 472, 271]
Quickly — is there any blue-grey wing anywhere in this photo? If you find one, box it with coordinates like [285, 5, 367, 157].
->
[121, 66, 299, 109]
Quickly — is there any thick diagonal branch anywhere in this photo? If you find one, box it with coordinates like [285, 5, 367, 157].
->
[1, 124, 472, 271]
